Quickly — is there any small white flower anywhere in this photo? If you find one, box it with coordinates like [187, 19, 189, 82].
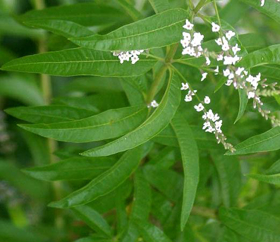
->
[211, 22, 220, 32]
[204, 96, 211, 104]
[248, 91, 255, 99]
[131, 55, 139, 64]
[260, 0, 265, 6]
[201, 72, 208, 81]
[181, 83, 189, 90]
[150, 100, 159, 108]
[225, 30, 235, 40]
[182, 46, 194, 55]
[183, 19, 194, 30]
[226, 79, 233, 86]
[194, 103, 204, 112]
[181, 39, 190, 48]
[183, 32, 191, 40]
[206, 109, 214, 120]
[232, 44, 241, 54]
[217, 54, 223, 61]
[222, 43, 230, 51]
[214, 66, 219, 75]
[192, 32, 204, 46]
[215, 120, 223, 132]
[235, 67, 245, 76]
[205, 57, 211, 66]
[184, 94, 192, 102]
[215, 38, 223, 46]
[223, 69, 231, 77]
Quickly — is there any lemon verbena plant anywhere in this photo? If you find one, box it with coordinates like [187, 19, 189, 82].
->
[1, 0, 280, 241]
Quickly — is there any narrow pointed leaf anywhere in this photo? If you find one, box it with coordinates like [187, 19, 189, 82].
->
[248, 173, 280, 186]
[72, 205, 112, 236]
[238, 44, 280, 69]
[240, 0, 280, 24]
[82, 71, 181, 157]
[171, 112, 199, 230]
[18, 106, 148, 143]
[22, 157, 116, 181]
[1, 48, 156, 77]
[148, 0, 171, 13]
[71, 9, 188, 51]
[219, 207, 280, 242]
[5, 105, 95, 124]
[227, 126, 280, 155]
[22, 20, 94, 38]
[131, 170, 152, 222]
[17, 3, 129, 27]
[136, 221, 172, 242]
[49, 147, 142, 208]
[235, 89, 248, 123]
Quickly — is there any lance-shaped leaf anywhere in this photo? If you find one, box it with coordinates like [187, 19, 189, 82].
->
[247, 159, 280, 186]
[49, 147, 142, 208]
[22, 157, 116, 181]
[235, 89, 248, 123]
[22, 20, 94, 38]
[70, 9, 188, 51]
[5, 105, 95, 124]
[148, 0, 171, 13]
[171, 112, 199, 230]
[18, 105, 148, 143]
[136, 221, 172, 242]
[227, 126, 280, 155]
[237, 44, 280, 69]
[240, 0, 280, 24]
[17, 3, 129, 27]
[1, 48, 156, 77]
[72, 205, 112, 236]
[82, 71, 181, 157]
[219, 207, 280, 242]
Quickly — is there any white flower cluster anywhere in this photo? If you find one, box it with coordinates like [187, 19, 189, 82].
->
[112, 50, 144, 64]
[181, 20, 205, 59]
[147, 100, 159, 108]
[181, 82, 197, 102]
[210, 23, 280, 123]
[195, 96, 235, 152]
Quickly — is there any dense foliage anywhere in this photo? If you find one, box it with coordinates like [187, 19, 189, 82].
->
[0, 0, 280, 241]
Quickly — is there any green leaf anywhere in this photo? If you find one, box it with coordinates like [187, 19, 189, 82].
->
[1, 48, 156, 77]
[5, 105, 95, 124]
[0, 160, 48, 201]
[117, 0, 143, 21]
[171, 112, 199, 230]
[131, 170, 152, 222]
[235, 88, 248, 123]
[248, 159, 280, 185]
[211, 153, 241, 207]
[148, 0, 171, 13]
[48, 147, 142, 208]
[143, 165, 183, 202]
[0, 74, 44, 105]
[0, 220, 44, 242]
[238, 44, 280, 69]
[219, 207, 280, 242]
[82, 71, 181, 157]
[136, 221, 172, 242]
[240, 0, 280, 24]
[17, 3, 129, 27]
[72, 204, 112, 236]
[227, 126, 280, 155]
[22, 20, 94, 38]
[70, 9, 188, 51]
[22, 157, 116, 181]
[18, 105, 148, 143]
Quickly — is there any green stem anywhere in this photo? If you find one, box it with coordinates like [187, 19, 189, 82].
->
[194, 0, 209, 14]
[34, 0, 64, 233]
[146, 44, 178, 105]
